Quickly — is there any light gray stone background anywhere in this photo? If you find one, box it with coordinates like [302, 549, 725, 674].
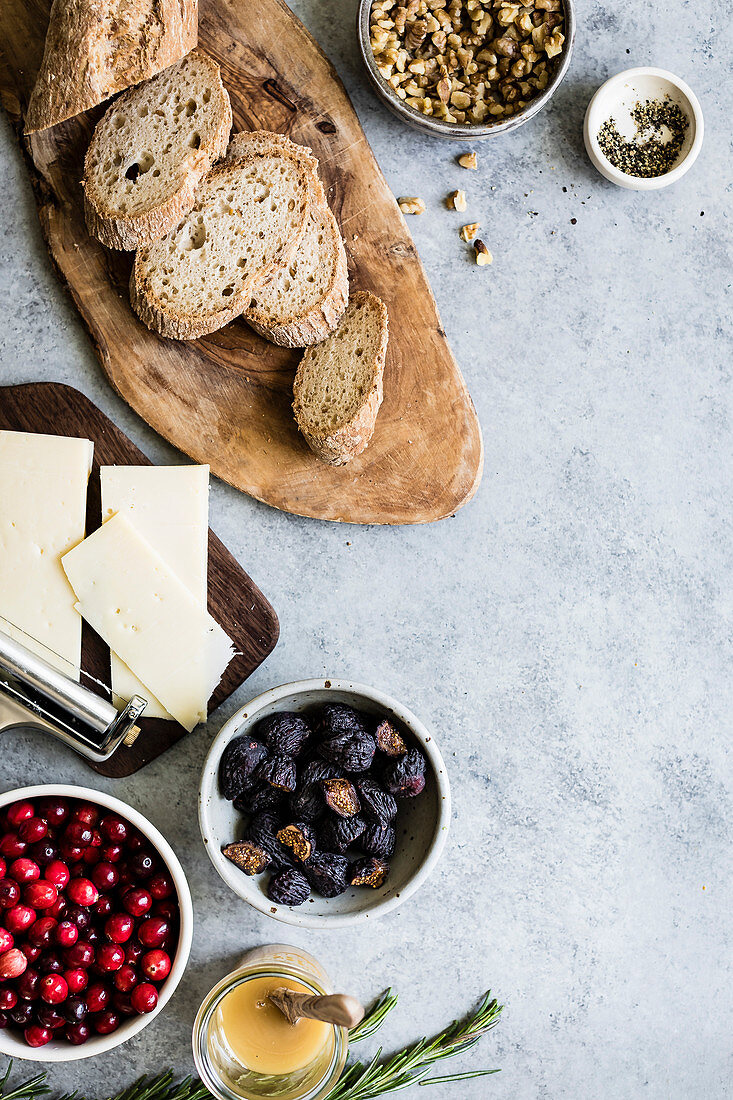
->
[0, 0, 731, 1096]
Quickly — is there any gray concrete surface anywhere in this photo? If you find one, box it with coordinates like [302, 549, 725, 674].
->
[0, 1, 731, 1096]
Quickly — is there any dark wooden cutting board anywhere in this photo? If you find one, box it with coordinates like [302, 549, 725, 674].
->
[0, 0, 483, 525]
[0, 383, 279, 778]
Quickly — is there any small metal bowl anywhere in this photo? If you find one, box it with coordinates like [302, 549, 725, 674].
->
[357, 0, 575, 140]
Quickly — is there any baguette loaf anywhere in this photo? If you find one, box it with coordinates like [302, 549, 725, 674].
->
[130, 143, 312, 340]
[292, 291, 388, 465]
[228, 131, 349, 347]
[26, 0, 198, 134]
[84, 51, 231, 251]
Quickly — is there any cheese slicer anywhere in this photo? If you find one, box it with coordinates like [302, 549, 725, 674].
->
[0, 616, 146, 762]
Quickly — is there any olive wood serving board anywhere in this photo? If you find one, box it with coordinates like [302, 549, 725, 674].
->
[0, 0, 483, 525]
[0, 382, 279, 779]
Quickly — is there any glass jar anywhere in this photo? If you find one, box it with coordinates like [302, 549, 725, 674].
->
[193, 945, 349, 1100]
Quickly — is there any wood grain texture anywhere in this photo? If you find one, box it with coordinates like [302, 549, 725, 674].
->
[0, 0, 483, 525]
[0, 383, 279, 778]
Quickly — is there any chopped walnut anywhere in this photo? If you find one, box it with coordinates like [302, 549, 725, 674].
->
[368, 0, 565, 126]
[458, 151, 478, 169]
[460, 221, 480, 241]
[447, 188, 467, 211]
[398, 195, 427, 214]
[474, 238, 492, 265]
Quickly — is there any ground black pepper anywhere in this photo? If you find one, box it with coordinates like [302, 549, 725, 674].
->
[597, 97, 689, 178]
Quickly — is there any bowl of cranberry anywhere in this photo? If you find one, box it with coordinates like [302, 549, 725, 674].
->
[0, 784, 193, 1060]
[199, 679, 451, 928]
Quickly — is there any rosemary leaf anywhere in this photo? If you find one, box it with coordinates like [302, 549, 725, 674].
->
[349, 990, 399, 1044]
[418, 1069, 501, 1086]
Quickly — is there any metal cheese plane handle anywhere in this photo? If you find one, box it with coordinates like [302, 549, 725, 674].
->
[0, 621, 147, 762]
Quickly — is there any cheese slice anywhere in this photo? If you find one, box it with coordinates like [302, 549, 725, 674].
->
[0, 430, 93, 677]
[101, 464, 209, 719]
[61, 513, 234, 732]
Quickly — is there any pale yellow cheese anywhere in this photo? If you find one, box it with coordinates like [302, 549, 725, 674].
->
[62, 513, 233, 732]
[101, 464, 209, 719]
[0, 430, 93, 677]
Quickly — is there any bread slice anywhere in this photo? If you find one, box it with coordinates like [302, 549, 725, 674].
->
[130, 143, 312, 340]
[228, 131, 349, 348]
[25, 0, 197, 134]
[83, 51, 231, 251]
[226, 130, 319, 180]
[292, 291, 388, 465]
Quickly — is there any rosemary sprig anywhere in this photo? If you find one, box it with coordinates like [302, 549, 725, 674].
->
[0, 1063, 51, 1100]
[349, 989, 399, 1044]
[65, 1075, 211, 1100]
[325, 991, 503, 1100]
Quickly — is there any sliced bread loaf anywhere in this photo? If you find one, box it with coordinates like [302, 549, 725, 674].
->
[292, 291, 389, 465]
[227, 131, 349, 347]
[130, 142, 312, 340]
[26, 0, 198, 133]
[84, 51, 232, 251]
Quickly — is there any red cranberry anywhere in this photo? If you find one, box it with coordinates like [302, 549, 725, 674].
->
[16, 968, 40, 1000]
[83, 846, 103, 867]
[105, 913, 134, 944]
[5, 904, 35, 934]
[65, 1021, 90, 1044]
[64, 967, 88, 994]
[59, 842, 84, 862]
[95, 895, 113, 919]
[100, 816, 128, 844]
[38, 797, 69, 828]
[65, 822, 93, 847]
[10, 1001, 34, 1027]
[48, 896, 67, 920]
[28, 916, 58, 947]
[101, 844, 123, 864]
[0, 946, 27, 980]
[9, 858, 41, 884]
[131, 983, 158, 1014]
[86, 927, 101, 945]
[64, 904, 91, 931]
[37, 1003, 66, 1029]
[7, 802, 34, 826]
[122, 888, 152, 918]
[63, 995, 87, 1023]
[56, 921, 79, 948]
[40, 974, 68, 1004]
[18, 818, 48, 844]
[24, 880, 57, 909]
[0, 1011, 8, 1029]
[86, 981, 111, 1013]
[38, 952, 63, 975]
[28, 841, 56, 866]
[66, 878, 98, 907]
[129, 851, 156, 878]
[93, 1009, 120, 1034]
[23, 944, 42, 964]
[113, 964, 138, 993]
[126, 831, 144, 853]
[45, 860, 70, 890]
[72, 804, 99, 828]
[137, 917, 169, 948]
[0, 835, 27, 859]
[64, 940, 95, 969]
[0, 857, 5, 878]
[92, 862, 119, 892]
[113, 991, 135, 1016]
[141, 949, 171, 982]
[0, 879, 20, 907]
[0, 929, 12, 953]
[0, 988, 17, 1011]
[96, 943, 125, 972]
[24, 1023, 52, 1047]
[124, 941, 143, 965]
[151, 900, 178, 923]
[148, 872, 174, 900]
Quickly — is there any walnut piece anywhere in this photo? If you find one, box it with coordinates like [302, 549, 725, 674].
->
[474, 238, 492, 265]
[448, 188, 467, 211]
[460, 221, 480, 241]
[458, 151, 478, 169]
[398, 195, 427, 214]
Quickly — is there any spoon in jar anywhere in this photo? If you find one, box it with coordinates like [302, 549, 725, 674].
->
[268, 987, 365, 1029]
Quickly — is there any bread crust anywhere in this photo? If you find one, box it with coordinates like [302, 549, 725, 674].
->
[83, 51, 231, 251]
[293, 291, 389, 465]
[25, 0, 198, 134]
[130, 149, 312, 341]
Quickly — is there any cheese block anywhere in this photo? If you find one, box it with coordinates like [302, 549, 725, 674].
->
[101, 464, 209, 720]
[0, 430, 93, 677]
[62, 513, 234, 732]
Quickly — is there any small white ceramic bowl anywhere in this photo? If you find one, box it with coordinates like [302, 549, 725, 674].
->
[199, 679, 451, 929]
[0, 784, 193, 1062]
[584, 67, 703, 190]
